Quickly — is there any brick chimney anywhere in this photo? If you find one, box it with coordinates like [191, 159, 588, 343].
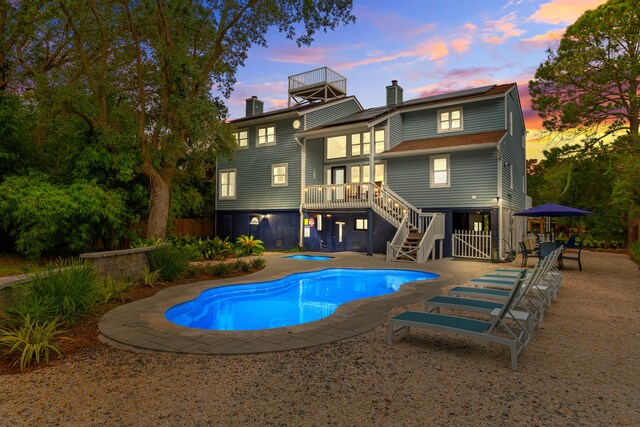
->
[245, 96, 264, 117]
[386, 80, 403, 107]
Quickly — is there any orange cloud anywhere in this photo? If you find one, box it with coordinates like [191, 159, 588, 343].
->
[483, 13, 526, 44]
[450, 38, 471, 53]
[521, 29, 565, 48]
[463, 23, 477, 31]
[528, 0, 608, 25]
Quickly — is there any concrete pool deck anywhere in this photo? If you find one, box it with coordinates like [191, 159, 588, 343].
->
[99, 252, 501, 354]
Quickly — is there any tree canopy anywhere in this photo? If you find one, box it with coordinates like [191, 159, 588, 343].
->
[1, 1, 356, 240]
[529, 0, 640, 147]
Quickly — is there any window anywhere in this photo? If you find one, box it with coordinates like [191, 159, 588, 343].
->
[362, 132, 371, 155]
[351, 134, 361, 156]
[374, 129, 385, 153]
[272, 163, 288, 187]
[257, 125, 275, 146]
[316, 214, 323, 231]
[522, 173, 526, 193]
[437, 107, 463, 133]
[326, 135, 347, 159]
[219, 169, 236, 199]
[374, 163, 385, 183]
[430, 155, 450, 188]
[355, 218, 368, 230]
[235, 129, 248, 148]
[350, 165, 361, 183]
[349, 163, 385, 183]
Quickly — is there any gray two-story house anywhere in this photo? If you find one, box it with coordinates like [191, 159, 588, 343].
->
[216, 67, 527, 262]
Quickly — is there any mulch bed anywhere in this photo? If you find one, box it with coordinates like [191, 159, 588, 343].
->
[0, 268, 261, 375]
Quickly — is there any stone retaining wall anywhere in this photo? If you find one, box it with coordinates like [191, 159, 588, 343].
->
[80, 245, 165, 281]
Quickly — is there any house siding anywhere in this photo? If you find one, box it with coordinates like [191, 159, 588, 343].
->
[389, 115, 403, 149]
[402, 98, 505, 141]
[217, 117, 301, 210]
[304, 98, 362, 129]
[386, 148, 498, 209]
[305, 137, 324, 186]
[499, 87, 527, 211]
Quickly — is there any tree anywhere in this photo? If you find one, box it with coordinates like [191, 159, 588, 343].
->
[21, 0, 355, 238]
[529, 0, 640, 147]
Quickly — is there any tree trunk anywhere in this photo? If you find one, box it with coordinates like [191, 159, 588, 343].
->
[145, 168, 172, 238]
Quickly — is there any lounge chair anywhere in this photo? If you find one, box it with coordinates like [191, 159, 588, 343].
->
[449, 249, 562, 308]
[388, 275, 531, 370]
[424, 267, 546, 334]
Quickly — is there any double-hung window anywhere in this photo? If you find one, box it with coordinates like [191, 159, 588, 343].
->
[235, 129, 248, 148]
[430, 155, 450, 188]
[272, 163, 288, 187]
[374, 129, 385, 154]
[437, 107, 463, 133]
[219, 169, 236, 199]
[257, 125, 275, 146]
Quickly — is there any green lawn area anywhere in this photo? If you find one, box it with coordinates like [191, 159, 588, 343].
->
[0, 255, 37, 277]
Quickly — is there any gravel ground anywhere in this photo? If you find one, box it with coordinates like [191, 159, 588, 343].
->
[1, 250, 639, 426]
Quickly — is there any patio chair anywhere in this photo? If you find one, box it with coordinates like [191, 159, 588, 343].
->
[561, 241, 582, 271]
[388, 275, 530, 370]
[519, 241, 539, 268]
[424, 269, 541, 335]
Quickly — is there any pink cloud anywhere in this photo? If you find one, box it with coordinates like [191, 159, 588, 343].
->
[463, 23, 477, 31]
[336, 38, 450, 70]
[450, 38, 472, 53]
[482, 13, 526, 44]
[528, 0, 608, 25]
[521, 29, 565, 48]
[269, 47, 335, 65]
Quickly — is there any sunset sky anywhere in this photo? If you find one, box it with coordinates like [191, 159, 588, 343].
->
[219, 0, 608, 160]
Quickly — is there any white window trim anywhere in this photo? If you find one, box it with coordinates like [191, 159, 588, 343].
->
[509, 111, 513, 137]
[430, 154, 450, 188]
[510, 164, 514, 190]
[219, 169, 237, 200]
[437, 107, 463, 134]
[355, 218, 368, 230]
[236, 129, 248, 149]
[257, 124, 276, 147]
[271, 163, 288, 187]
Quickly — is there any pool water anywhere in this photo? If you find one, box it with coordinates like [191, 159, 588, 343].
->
[165, 268, 438, 331]
[284, 255, 333, 261]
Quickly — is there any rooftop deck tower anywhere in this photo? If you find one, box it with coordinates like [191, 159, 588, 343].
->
[288, 66, 347, 107]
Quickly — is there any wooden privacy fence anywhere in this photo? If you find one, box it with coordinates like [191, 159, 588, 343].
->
[134, 218, 215, 237]
[452, 230, 492, 259]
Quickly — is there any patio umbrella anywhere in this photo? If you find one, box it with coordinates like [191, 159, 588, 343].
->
[513, 203, 593, 217]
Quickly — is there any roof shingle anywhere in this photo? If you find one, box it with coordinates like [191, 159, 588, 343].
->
[385, 130, 507, 154]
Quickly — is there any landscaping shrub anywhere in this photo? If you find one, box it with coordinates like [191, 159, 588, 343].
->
[17, 260, 100, 324]
[147, 246, 198, 281]
[0, 175, 129, 259]
[250, 258, 266, 270]
[2, 294, 58, 326]
[140, 266, 162, 288]
[0, 316, 65, 371]
[630, 241, 640, 264]
[211, 262, 230, 277]
[167, 235, 234, 259]
[235, 235, 265, 256]
[95, 277, 132, 304]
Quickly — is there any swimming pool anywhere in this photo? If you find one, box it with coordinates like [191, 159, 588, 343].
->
[165, 268, 438, 331]
[283, 255, 333, 261]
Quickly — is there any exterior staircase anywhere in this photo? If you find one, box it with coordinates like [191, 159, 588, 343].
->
[303, 181, 445, 263]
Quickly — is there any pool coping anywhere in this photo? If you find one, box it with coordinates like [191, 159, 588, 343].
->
[98, 253, 454, 355]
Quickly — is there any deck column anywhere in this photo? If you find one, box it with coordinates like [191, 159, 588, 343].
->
[367, 208, 374, 256]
